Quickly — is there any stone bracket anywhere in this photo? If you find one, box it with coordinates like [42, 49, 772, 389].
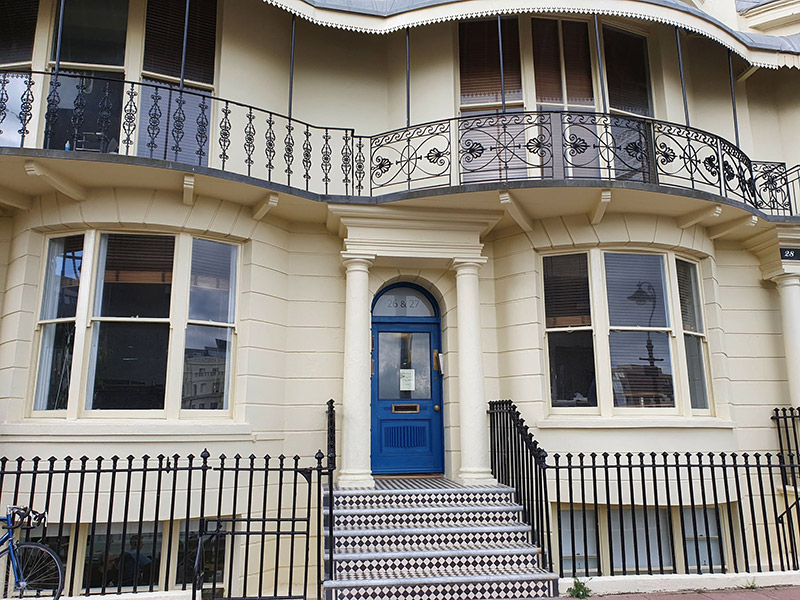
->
[677, 204, 722, 229]
[589, 189, 612, 225]
[252, 193, 279, 221]
[24, 160, 87, 202]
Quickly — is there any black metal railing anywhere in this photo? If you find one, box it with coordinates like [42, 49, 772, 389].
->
[774, 407, 800, 463]
[489, 400, 800, 580]
[0, 417, 336, 599]
[1, 70, 798, 214]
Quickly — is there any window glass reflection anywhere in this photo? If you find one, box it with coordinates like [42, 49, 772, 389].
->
[182, 325, 232, 410]
[605, 253, 668, 328]
[41, 235, 83, 320]
[548, 331, 596, 407]
[610, 331, 674, 407]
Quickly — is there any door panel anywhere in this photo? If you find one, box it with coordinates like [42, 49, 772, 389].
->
[371, 323, 443, 474]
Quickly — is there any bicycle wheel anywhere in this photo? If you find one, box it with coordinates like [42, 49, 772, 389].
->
[4, 543, 64, 600]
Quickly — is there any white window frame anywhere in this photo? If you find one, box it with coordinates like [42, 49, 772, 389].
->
[543, 247, 713, 418]
[30, 230, 238, 419]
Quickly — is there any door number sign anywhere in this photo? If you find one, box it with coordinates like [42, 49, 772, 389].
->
[781, 248, 800, 261]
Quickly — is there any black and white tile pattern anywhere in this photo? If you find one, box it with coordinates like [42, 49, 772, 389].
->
[324, 478, 557, 600]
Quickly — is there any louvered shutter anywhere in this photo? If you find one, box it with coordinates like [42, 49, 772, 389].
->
[459, 19, 521, 106]
[144, 0, 217, 85]
[0, 0, 39, 64]
[532, 18, 562, 105]
[603, 27, 652, 116]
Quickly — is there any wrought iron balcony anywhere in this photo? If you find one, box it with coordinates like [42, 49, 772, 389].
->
[1, 70, 798, 215]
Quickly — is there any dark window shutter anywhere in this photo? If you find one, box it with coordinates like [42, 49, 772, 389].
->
[562, 20, 593, 106]
[459, 18, 521, 105]
[603, 27, 651, 116]
[144, 0, 217, 85]
[532, 18, 562, 105]
[0, 0, 39, 64]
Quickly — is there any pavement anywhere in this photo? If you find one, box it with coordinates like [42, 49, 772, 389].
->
[604, 587, 800, 599]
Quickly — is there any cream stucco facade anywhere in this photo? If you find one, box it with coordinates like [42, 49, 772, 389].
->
[2, 0, 800, 596]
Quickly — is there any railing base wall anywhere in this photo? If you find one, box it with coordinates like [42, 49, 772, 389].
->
[565, 569, 800, 597]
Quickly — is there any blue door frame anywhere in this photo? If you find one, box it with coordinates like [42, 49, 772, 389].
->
[371, 286, 444, 475]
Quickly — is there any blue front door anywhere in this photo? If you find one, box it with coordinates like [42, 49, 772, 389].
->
[371, 287, 444, 474]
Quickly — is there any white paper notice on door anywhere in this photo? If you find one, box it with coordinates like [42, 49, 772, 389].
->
[399, 369, 416, 392]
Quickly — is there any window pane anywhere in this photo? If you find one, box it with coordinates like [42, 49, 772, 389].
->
[605, 253, 668, 328]
[98, 234, 174, 318]
[532, 18, 562, 105]
[543, 253, 590, 327]
[559, 509, 598, 576]
[34, 322, 75, 411]
[84, 523, 162, 591]
[89, 322, 169, 410]
[562, 21, 594, 106]
[676, 259, 703, 333]
[44, 71, 125, 153]
[54, 0, 128, 66]
[0, 0, 39, 64]
[610, 508, 673, 572]
[685, 334, 709, 409]
[41, 235, 83, 320]
[548, 331, 596, 407]
[189, 239, 236, 323]
[183, 325, 232, 410]
[459, 19, 522, 105]
[604, 27, 651, 116]
[610, 331, 674, 407]
[176, 524, 226, 591]
[373, 287, 435, 318]
[378, 332, 432, 400]
[683, 508, 723, 572]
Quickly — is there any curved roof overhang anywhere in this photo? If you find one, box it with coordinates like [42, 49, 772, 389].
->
[261, 0, 800, 69]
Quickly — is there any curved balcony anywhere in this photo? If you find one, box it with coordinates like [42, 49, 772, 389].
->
[1, 70, 798, 216]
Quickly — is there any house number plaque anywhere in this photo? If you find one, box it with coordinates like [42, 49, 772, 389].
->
[781, 248, 800, 261]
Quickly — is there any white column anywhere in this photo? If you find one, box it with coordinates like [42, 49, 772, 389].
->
[453, 259, 497, 485]
[775, 274, 800, 408]
[338, 253, 376, 489]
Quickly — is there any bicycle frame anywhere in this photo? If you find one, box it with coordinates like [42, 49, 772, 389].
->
[0, 513, 27, 591]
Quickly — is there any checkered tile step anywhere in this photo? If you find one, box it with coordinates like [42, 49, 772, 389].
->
[332, 525, 530, 552]
[325, 479, 557, 599]
[332, 505, 523, 529]
[334, 547, 542, 578]
[323, 571, 556, 600]
[331, 486, 515, 511]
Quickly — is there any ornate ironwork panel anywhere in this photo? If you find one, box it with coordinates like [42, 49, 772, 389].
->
[370, 120, 451, 192]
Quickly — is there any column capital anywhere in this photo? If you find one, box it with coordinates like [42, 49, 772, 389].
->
[451, 257, 488, 273]
[773, 273, 800, 288]
[342, 252, 375, 271]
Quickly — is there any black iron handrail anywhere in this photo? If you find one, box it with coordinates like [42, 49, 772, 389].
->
[0, 70, 797, 214]
[489, 400, 800, 579]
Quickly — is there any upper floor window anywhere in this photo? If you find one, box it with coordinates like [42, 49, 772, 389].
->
[0, 0, 39, 65]
[52, 0, 129, 66]
[532, 18, 594, 110]
[144, 0, 217, 85]
[543, 250, 709, 414]
[459, 18, 522, 108]
[34, 232, 237, 415]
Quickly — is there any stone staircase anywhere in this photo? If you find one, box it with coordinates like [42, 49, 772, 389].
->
[323, 478, 558, 600]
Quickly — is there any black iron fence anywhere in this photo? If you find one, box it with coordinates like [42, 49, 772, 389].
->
[0, 70, 798, 214]
[0, 404, 336, 600]
[774, 407, 800, 466]
[489, 400, 800, 579]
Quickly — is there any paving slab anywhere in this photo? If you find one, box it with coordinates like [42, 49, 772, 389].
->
[595, 588, 800, 599]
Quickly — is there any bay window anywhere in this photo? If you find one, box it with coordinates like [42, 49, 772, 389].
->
[544, 250, 711, 414]
[34, 232, 237, 415]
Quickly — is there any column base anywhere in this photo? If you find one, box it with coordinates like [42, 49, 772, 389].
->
[457, 468, 498, 487]
[337, 470, 376, 489]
